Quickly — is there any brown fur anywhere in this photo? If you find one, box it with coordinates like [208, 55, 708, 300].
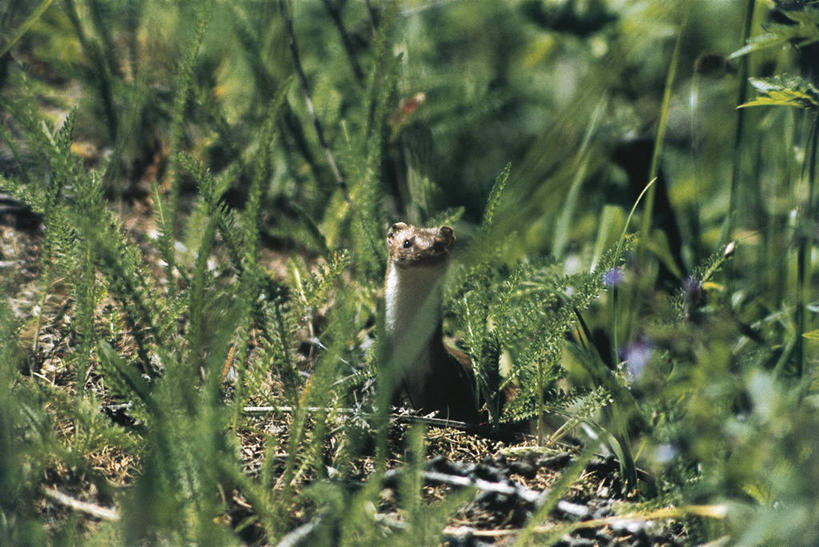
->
[386, 222, 455, 268]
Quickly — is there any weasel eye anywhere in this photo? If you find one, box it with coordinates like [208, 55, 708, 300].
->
[403, 239, 412, 248]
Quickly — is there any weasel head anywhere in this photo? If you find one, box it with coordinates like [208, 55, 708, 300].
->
[386, 222, 455, 268]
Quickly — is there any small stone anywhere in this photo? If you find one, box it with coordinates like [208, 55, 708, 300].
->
[555, 499, 591, 520]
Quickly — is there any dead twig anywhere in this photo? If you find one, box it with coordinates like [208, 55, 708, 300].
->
[42, 486, 120, 521]
[417, 470, 542, 504]
[220, 344, 235, 383]
[440, 504, 729, 539]
[274, 515, 322, 547]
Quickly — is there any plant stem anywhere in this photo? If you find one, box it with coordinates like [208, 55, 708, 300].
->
[638, 12, 686, 251]
[279, 0, 351, 202]
[536, 359, 544, 445]
[795, 115, 818, 378]
[611, 285, 618, 367]
[0, 0, 53, 59]
[321, 0, 365, 84]
[724, 0, 756, 244]
[616, 177, 657, 261]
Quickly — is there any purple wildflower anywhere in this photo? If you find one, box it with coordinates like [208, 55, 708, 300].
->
[683, 276, 702, 299]
[655, 443, 677, 464]
[621, 340, 653, 380]
[602, 268, 625, 287]
[683, 276, 704, 319]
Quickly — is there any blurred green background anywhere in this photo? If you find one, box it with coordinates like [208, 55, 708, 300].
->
[0, 1, 754, 242]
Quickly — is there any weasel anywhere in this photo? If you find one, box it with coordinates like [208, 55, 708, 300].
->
[385, 222, 479, 422]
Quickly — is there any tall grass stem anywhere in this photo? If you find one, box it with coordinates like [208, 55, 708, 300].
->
[638, 11, 687, 252]
[795, 116, 818, 377]
[724, 0, 756, 246]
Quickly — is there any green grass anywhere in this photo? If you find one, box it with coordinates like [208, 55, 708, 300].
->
[1, 0, 818, 544]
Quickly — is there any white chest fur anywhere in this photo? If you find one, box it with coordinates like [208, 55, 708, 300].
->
[384, 260, 447, 380]
[385, 261, 446, 334]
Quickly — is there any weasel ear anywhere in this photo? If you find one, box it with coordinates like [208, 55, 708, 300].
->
[440, 226, 454, 240]
[388, 222, 408, 239]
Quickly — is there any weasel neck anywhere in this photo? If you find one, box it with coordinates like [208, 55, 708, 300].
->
[384, 259, 447, 340]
